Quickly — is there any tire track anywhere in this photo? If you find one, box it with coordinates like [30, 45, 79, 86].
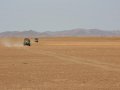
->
[23, 47, 120, 72]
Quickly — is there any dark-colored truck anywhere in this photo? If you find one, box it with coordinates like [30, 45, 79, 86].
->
[34, 38, 39, 43]
[24, 38, 31, 46]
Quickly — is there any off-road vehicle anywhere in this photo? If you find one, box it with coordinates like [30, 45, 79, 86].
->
[24, 38, 31, 46]
[34, 38, 39, 43]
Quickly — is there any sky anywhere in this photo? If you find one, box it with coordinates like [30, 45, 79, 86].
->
[0, 0, 120, 32]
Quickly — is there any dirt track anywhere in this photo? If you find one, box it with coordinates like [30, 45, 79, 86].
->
[0, 37, 120, 90]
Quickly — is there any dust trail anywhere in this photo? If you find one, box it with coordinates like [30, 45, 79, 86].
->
[2, 42, 23, 47]
[0, 39, 23, 47]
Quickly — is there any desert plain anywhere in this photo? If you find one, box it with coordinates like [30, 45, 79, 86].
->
[0, 37, 120, 90]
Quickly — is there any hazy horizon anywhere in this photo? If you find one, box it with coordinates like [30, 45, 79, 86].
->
[0, 0, 120, 32]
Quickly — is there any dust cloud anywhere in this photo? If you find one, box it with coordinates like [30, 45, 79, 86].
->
[2, 42, 23, 47]
[0, 39, 23, 47]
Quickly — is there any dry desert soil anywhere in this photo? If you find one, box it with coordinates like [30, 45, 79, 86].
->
[0, 37, 120, 90]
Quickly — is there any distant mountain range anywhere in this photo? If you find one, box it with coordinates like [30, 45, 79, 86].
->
[0, 29, 120, 37]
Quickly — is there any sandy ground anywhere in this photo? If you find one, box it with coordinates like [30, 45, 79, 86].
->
[0, 37, 120, 90]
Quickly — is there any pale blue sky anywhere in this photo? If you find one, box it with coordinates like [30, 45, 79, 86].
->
[0, 0, 120, 32]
